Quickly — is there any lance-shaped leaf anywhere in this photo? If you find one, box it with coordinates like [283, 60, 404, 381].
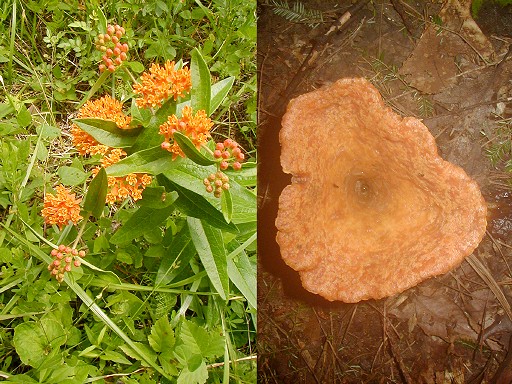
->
[73, 118, 142, 148]
[106, 146, 182, 177]
[220, 189, 233, 223]
[110, 204, 175, 245]
[173, 131, 215, 166]
[187, 217, 228, 300]
[190, 48, 211, 114]
[210, 77, 234, 115]
[158, 174, 238, 233]
[83, 167, 107, 219]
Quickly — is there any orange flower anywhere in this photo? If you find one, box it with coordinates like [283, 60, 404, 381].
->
[133, 61, 192, 109]
[159, 106, 213, 159]
[105, 173, 152, 204]
[41, 185, 83, 229]
[71, 95, 131, 156]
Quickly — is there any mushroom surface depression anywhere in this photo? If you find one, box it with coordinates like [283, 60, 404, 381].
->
[275, 78, 487, 303]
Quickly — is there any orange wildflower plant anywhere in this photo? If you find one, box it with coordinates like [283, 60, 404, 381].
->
[41, 185, 83, 229]
[159, 106, 213, 159]
[133, 61, 192, 109]
[71, 95, 131, 156]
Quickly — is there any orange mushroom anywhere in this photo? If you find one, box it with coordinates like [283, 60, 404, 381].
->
[276, 78, 487, 303]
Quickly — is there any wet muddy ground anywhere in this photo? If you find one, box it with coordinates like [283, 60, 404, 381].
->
[257, 0, 512, 382]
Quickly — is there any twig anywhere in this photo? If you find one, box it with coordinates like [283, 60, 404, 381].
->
[390, 0, 415, 36]
[206, 354, 257, 369]
[467, 253, 512, 322]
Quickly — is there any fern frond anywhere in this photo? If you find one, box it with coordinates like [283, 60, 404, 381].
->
[270, 0, 324, 28]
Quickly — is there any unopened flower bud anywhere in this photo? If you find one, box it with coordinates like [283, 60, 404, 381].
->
[232, 162, 242, 171]
[74, 260, 81, 267]
[78, 250, 86, 257]
[214, 150, 222, 158]
[220, 161, 229, 170]
[58, 244, 66, 252]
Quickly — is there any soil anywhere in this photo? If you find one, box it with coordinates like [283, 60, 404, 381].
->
[257, 0, 512, 383]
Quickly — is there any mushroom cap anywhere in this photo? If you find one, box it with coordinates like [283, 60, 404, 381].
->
[276, 78, 487, 303]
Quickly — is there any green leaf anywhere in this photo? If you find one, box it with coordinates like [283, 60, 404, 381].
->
[110, 204, 174, 245]
[173, 131, 215, 166]
[228, 251, 256, 309]
[130, 98, 177, 153]
[13, 319, 66, 368]
[100, 350, 132, 365]
[190, 48, 211, 114]
[130, 98, 152, 127]
[83, 167, 107, 219]
[16, 105, 32, 127]
[138, 187, 178, 209]
[160, 175, 237, 233]
[163, 161, 256, 224]
[106, 146, 182, 177]
[148, 316, 175, 353]
[187, 217, 228, 300]
[177, 359, 208, 384]
[225, 161, 257, 187]
[36, 123, 61, 140]
[73, 118, 142, 148]
[156, 227, 196, 285]
[119, 342, 157, 367]
[220, 188, 233, 223]
[210, 77, 234, 115]
[57, 166, 88, 186]
[179, 319, 224, 358]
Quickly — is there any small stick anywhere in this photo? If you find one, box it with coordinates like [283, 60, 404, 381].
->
[390, 0, 415, 36]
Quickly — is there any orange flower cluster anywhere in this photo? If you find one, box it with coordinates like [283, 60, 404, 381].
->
[91, 149, 153, 204]
[133, 61, 192, 109]
[48, 244, 86, 283]
[41, 185, 83, 229]
[106, 173, 152, 204]
[159, 106, 213, 159]
[71, 95, 131, 156]
[72, 96, 152, 204]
